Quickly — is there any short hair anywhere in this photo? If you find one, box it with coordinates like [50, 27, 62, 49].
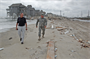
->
[20, 13, 23, 15]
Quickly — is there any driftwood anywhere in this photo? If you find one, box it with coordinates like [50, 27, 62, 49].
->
[46, 41, 54, 59]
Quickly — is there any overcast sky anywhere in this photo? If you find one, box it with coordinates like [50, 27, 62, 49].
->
[0, 0, 90, 17]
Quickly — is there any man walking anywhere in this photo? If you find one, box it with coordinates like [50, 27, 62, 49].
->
[36, 13, 47, 41]
[16, 13, 27, 44]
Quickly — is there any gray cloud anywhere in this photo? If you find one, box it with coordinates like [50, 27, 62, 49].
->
[36, 0, 65, 1]
[64, 8, 71, 11]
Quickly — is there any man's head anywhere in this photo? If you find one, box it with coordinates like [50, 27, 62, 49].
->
[41, 13, 44, 18]
[20, 13, 23, 18]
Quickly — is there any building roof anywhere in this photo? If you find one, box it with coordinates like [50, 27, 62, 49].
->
[47, 13, 53, 14]
[27, 5, 32, 8]
[10, 3, 26, 7]
[11, 3, 22, 6]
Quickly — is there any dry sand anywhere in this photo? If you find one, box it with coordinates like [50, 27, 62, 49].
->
[0, 18, 90, 59]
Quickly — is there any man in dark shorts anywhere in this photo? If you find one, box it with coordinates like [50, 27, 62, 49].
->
[16, 13, 27, 44]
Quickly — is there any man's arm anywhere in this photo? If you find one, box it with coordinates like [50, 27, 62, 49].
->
[45, 19, 47, 27]
[25, 23, 27, 30]
[24, 18, 27, 30]
[16, 23, 18, 30]
[36, 19, 39, 28]
[16, 18, 19, 30]
[44, 18, 47, 28]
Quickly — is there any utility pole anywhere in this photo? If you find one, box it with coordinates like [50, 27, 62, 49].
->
[77, 15, 78, 18]
[60, 10, 61, 16]
[63, 13, 64, 17]
[88, 10, 89, 17]
[81, 11, 82, 17]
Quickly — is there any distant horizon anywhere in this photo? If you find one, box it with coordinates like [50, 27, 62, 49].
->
[0, 15, 90, 18]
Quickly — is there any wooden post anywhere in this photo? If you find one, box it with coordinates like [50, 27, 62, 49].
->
[46, 41, 54, 59]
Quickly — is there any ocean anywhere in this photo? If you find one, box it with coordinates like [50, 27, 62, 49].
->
[0, 18, 90, 33]
[71, 19, 90, 22]
[0, 18, 37, 33]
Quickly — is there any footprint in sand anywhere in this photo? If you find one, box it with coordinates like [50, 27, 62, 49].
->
[29, 28, 33, 32]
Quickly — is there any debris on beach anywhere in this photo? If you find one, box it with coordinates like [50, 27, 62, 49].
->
[57, 27, 67, 31]
[81, 43, 90, 48]
[78, 39, 84, 43]
[56, 26, 70, 35]
[56, 27, 63, 28]
[70, 35, 73, 36]
[52, 25, 54, 29]
[55, 48, 57, 52]
[46, 42, 49, 45]
[46, 40, 50, 44]
[70, 29, 73, 31]
[57, 29, 62, 31]
[64, 31, 69, 34]
[0, 48, 4, 51]
[55, 55, 57, 58]
[72, 34, 78, 40]
[88, 41, 90, 44]
[9, 37, 12, 40]
[70, 34, 90, 48]
[25, 47, 29, 49]
[37, 46, 41, 49]
[71, 50, 76, 52]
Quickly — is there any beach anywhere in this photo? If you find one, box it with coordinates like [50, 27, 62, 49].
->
[0, 18, 90, 59]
